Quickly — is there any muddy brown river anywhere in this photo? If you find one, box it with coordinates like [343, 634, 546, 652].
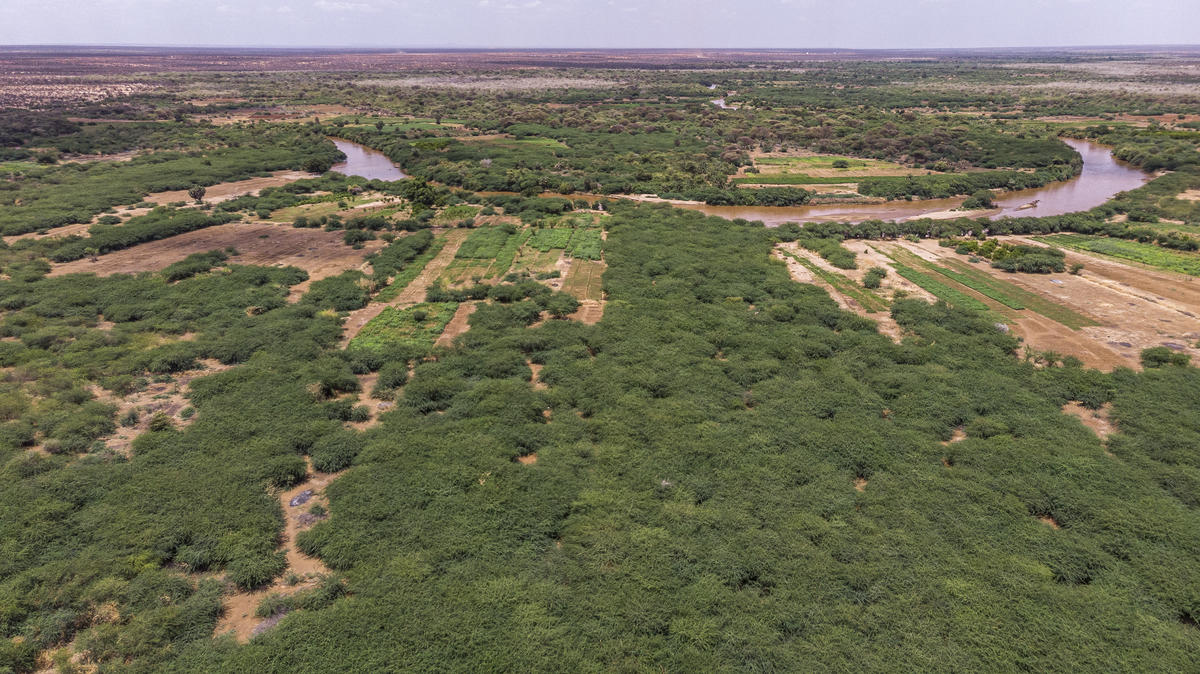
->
[337, 136, 1149, 226]
[330, 138, 407, 181]
[676, 139, 1150, 226]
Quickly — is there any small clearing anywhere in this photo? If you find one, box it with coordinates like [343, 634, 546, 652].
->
[48, 223, 384, 287]
[214, 459, 342, 642]
[434, 301, 478, 348]
[1062, 402, 1115, 442]
[144, 171, 314, 205]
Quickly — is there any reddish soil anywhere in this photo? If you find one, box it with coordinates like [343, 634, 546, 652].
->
[434, 302, 478, 348]
[517, 453, 538, 465]
[1038, 515, 1061, 530]
[48, 223, 384, 291]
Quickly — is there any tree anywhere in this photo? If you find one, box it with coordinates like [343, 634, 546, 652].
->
[84, 247, 99, 263]
[188, 186, 206, 203]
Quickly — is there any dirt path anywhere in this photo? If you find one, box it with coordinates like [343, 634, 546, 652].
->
[214, 459, 343, 642]
[434, 301, 478, 347]
[340, 229, 469, 347]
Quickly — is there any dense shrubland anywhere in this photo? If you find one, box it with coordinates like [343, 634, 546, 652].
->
[2, 55, 1200, 673]
[0, 125, 341, 235]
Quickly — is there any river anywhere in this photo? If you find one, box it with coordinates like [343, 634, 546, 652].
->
[331, 136, 1149, 227]
[674, 139, 1151, 226]
[330, 138, 407, 181]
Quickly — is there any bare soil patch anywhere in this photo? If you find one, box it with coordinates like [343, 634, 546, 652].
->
[1062, 402, 1115, 442]
[904, 237, 1200, 370]
[528, 360, 547, 390]
[1177, 190, 1200, 202]
[92, 358, 233, 456]
[214, 459, 343, 642]
[853, 477, 867, 492]
[144, 171, 313, 205]
[775, 243, 910, 341]
[434, 301, 478, 347]
[1038, 515, 1061, 530]
[49, 223, 384, 288]
[568, 300, 605, 325]
[516, 453, 538, 465]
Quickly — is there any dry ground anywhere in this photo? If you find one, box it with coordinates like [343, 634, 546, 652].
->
[145, 171, 314, 205]
[48, 222, 385, 293]
[214, 459, 342, 642]
[893, 238, 1200, 370]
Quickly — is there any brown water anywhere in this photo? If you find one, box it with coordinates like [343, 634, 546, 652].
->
[675, 139, 1150, 226]
[330, 138, 407, 181]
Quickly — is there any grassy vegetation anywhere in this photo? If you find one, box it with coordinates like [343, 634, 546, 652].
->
[456, 226, 516, 259]
[374, 234, 448, 302]
[890, 262, 994, 314]
[0, 125, 341, 235]
[347, 302, 459, 353]
[1038, 234, 1200, 276]
[4, 53, 1200, 673]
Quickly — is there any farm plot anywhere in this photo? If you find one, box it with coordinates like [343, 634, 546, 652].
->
[441, 226, 528, 285]
[886, 238, 1200, 369]
[348, 302, 459, 353]
[1036, 234, 1200, 277]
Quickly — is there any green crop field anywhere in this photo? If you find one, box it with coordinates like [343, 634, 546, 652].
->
[1038, 234, 1200, 276]
[348, 302, 459, 352]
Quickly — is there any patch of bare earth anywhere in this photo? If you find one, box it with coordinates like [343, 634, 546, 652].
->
[901, 237, 1200, 370]
[92, 359, 233, 456]
[340, 228, 470, 346]
[144, 171, 314, 206]
[48, 223, 385, 290]
[434, 301, 478, 348]
[527, 361, 547, 390]
[1177, 190, 1200, 202]
[1062, 402, 1116, 443]
[517, 453, 538, 465]
[1038, 515, 1061, 530]
[214, 459, 343, 642]
[853, 477, 867, 492]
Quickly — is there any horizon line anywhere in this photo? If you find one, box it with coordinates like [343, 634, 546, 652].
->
[2, 43, 1199, 52]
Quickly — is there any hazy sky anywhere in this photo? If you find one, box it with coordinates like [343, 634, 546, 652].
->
[0, 0, 1196, 49]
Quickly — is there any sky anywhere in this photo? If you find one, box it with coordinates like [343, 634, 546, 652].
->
[0, 0, 1197, 49]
